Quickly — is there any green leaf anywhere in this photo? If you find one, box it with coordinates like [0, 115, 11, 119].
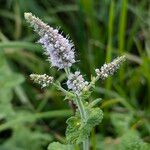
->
[0, 101, 15, 119]
[0, 73, 25, 89]
[111, 112, 133, 135]
[0, 88, 13, 103]
[0, 41, 42, 52]
[0, 126, 52, 150]
[89, 98, 102, 108]
[0, 89, 15, 119]
[119, 130, 150, 150]
[81, 90, 92, 100]
[64, 91, 76, 101]
[48, 142, 73, 150]
[0, 52, 25, 89]
[66, 107, 103, 144]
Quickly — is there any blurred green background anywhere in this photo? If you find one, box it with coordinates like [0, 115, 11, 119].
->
[0, 0, 149, 150]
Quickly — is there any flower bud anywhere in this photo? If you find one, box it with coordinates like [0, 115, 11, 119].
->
[30, 74, 53, 88]
[95, 55, 126, 80]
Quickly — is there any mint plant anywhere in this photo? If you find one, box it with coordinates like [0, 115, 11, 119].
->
[24, 12, 126, 150]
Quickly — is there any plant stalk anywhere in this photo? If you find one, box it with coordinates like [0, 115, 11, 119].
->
[75, 95, 89, 150]
[83, 139, 89, 150]
[86, 76, 99, 91]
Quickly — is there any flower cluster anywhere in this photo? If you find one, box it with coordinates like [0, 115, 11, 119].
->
[95, 55, 126, 80]
[67, 71, 88, 94]
[30, 74, 53, 88]
[24, 12, 75, 69]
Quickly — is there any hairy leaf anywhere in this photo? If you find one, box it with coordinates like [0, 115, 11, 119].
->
[48, 142, 73, 150]
[66, 107, 103, 144]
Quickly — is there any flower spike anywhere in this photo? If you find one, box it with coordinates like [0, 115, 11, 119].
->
[24, 12, 75, 69]
[30, 74, 53, 88]
[95, 55, 126, 80]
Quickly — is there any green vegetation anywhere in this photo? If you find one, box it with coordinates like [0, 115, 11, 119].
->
[0, 0, 149, 150]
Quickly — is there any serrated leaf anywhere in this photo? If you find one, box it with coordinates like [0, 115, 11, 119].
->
[48, 142, 73, 150]
[66, 107, 103, 144]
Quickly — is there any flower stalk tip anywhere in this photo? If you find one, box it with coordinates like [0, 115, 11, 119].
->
[95, 55, 126, 80]
[24, 12, 32, 22]
[30, 74, 53, 88]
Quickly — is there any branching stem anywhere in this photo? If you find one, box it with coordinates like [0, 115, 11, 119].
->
[53, 83, 74, 97]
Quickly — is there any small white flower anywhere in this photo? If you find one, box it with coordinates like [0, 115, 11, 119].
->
[30, 74, 53, 88]
[67, 71, 88, 94]
[95, 55, 126, 80]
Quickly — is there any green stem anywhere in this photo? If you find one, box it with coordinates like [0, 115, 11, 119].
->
[75, 96, 87, 120]
[83, 139, 89, 150]
[53, 83, 74, 97]
[64, 67, 70, 75]
[75, 95, 89, 150]
[87, 76, 99, 91]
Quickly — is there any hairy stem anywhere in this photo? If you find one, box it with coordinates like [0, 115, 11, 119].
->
[53, 83, 74, 97]
[83, 139, 89, 150]
[75, 95, 89, 150]
[64, 67, 70, 75]
[75, 96, 86, 120]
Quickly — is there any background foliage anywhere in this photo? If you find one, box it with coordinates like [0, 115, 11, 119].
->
[0, 0, 149, 149]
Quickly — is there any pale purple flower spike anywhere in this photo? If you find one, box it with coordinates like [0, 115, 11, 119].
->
[24, 12, 75, 69]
